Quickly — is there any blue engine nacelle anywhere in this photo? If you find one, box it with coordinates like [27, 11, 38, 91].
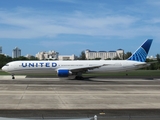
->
[57, 69, 71, 77]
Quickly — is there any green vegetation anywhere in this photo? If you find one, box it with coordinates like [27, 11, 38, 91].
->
[0, 70, 10, 75]
[78, 51, 86, 60]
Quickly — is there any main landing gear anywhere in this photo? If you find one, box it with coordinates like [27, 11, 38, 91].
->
[75, 72, 84, 80]
[75, 76, 84, 80]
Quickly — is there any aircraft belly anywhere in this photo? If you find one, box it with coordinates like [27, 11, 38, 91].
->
[7, 68, 56, 75]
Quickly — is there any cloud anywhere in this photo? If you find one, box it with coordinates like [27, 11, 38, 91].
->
[147, 18, 160, 24]
[40, 40, 89, 47]
[0, 6, 160, 40]
[44, 0, 78, 4]
[146, 0, 160, 6]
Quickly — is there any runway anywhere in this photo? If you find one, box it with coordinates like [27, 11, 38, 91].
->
[0, 77, 160, 119]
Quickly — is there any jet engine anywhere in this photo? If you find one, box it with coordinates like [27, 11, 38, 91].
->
[57, 69, 72, 77]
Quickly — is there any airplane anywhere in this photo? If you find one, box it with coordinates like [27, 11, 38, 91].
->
[2, 39, 153, 80]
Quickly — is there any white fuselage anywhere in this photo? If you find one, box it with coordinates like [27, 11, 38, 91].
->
[2, 60, 147, 75]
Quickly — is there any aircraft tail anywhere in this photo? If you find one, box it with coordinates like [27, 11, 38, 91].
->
[127, 39, 153, 62]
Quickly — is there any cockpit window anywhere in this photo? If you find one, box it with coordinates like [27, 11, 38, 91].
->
[5, 64, 9, 66]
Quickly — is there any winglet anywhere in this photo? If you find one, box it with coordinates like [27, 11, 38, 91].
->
[127, 39, 153, 62]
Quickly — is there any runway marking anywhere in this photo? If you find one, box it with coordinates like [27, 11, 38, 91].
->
[0, 83, 160, 87]
[1, 91, 160, 94]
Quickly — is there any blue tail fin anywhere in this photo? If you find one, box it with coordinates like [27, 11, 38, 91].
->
[127, 39, 153, 62]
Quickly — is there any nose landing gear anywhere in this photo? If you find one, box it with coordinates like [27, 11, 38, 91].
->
[12, 74, 15, 79]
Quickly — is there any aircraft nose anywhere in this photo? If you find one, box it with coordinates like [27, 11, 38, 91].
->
[2, 66, 7, 72]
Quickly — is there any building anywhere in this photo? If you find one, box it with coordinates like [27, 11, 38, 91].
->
[26, 54, 36, 59]
[147, 56, 157, 60]
[36, 50, 59, 60]
[0, 47, 1, 53]
[116, 49, 124, 59]
[85, 49, 124, 60]
[58, 54, 76, 60]
[12, 47, 21, 58]
[35, 50, 77, 60]
[26, 54, 32, 59]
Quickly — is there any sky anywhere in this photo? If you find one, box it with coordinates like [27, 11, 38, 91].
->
[0, 0, 160, 57]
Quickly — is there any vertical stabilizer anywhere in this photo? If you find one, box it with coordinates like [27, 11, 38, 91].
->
[127, 39, 153, 62]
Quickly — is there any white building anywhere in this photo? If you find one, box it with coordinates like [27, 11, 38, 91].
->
[36, 51, 59, 60]
[26, 54, 32, 59]
[58, 54, 76, 60]
[12, 47, 21, 58]
[85, 49, 124, 60]
[26, 54, 36, 59]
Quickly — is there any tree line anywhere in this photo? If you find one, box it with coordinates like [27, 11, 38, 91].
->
[0, 52, 160, 70]
[0, 54, 37, 68]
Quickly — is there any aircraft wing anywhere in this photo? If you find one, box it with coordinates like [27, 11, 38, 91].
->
[69, 64, 105, 73]
[146, 61, 158, 66]
[134, 64, 147, 68]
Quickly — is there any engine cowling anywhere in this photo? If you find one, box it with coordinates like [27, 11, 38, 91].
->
[57, 69, 72, 77]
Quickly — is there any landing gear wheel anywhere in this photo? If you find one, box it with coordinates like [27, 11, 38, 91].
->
[75, 76, 84, 80]
[12, 74, 15, 79]
[75, 72, 84, 80]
